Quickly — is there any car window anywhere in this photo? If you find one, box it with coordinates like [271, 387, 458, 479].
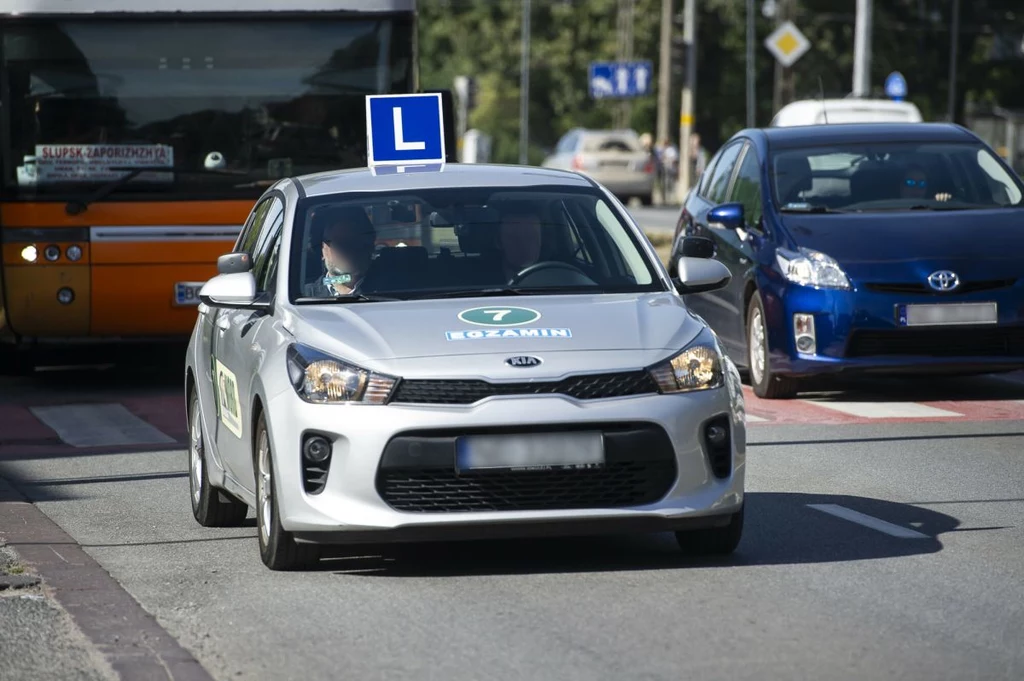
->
[770, 141, 1024, 211]
[290, 186, 662, 301]
[704, 141, 744, 204]
[257, 231, 284, 294]
[556, 132, 579, 154]
[235, 197, 274, 255]
[582, 134, 641, 153]
[729, 144, 763, 228]
[252, 199, 285, 293]
[698, 148, 722, 196]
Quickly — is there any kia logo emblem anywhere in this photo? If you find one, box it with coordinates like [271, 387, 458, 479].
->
[927, 270, 960, 292]
[506, 355, 542, 367]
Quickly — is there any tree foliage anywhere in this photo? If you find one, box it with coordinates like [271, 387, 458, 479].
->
[418, 0, 1024, 160]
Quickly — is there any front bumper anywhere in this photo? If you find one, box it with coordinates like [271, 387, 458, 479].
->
[761, 279, 1024, 376]
[264, 384, 745, 545]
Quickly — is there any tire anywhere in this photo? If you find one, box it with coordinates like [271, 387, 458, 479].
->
[188, 391, 248, 527]
[0, 348, 35, 377]
[639, 193, 653, 206]
[254, 412, 321, 571]
[675, 506, 744, 556]
[746, 291, 801, 399]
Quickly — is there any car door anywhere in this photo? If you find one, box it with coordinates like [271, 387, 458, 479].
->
[710, 142, 769, 356]
[211, 195, 284, 493]
[680, 139, 745, 335]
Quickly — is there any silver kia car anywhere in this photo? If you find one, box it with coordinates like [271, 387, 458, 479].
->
[185, 163, 748, 570]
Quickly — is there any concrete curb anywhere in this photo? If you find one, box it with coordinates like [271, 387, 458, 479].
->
[0, 478, 215, 681]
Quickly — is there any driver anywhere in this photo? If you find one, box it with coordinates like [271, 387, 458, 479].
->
[900, 163, 951, 202]
[304, 205, 377, 297]
[498, 204, 543, 282]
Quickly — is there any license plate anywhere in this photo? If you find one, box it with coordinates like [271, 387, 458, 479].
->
[174, 282, 205, 306]
[896, 302, 998, 327]
[455, 432, 604, 473]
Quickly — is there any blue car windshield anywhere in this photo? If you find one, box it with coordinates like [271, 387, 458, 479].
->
[771, 141, 1024, 212]
[288, 185, 664, 302]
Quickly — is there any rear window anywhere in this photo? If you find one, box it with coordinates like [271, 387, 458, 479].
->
[582, 135, 641, 153]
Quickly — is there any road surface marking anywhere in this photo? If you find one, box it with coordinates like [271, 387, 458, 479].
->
[802, 400, 962, 419]
[808, 503, 930, 539]
[29, 403, 176, 448]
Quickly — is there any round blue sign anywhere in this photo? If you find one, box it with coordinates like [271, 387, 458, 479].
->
[884, 71, 907, 101]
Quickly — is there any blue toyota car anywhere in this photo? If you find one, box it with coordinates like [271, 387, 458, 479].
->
[669, 123, 1024, 398]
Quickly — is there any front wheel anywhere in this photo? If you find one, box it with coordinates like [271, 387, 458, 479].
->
[746, 292, 801, 399]
[255, 412, 321, 571]
[675, 506, 744, 556]
[188, 391, 248, 527]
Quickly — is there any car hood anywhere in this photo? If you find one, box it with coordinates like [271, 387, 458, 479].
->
[284, 292, 705, 369]
[781, 208, 1024, 282]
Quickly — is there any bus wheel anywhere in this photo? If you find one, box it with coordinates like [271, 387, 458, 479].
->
[0, 348, 35, 376]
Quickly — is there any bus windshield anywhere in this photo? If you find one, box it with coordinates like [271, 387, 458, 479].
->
[1, 17, 414, 198]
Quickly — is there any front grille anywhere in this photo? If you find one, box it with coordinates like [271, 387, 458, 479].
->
[864, 279, 1016, 295]
[389, 370, 659, 405]
[846, 327, 1024, 358]
[376, 424, 676, 512]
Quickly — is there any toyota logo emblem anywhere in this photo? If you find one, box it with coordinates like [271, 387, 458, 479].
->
[927, 270, 960, 292]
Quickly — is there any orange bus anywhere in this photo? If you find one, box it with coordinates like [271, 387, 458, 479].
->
[0, 0, 431, 370]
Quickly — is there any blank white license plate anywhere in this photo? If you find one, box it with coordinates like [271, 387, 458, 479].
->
[897, 302, 998, 327]
[456, 432, 604, 472]
[174, 282, 204, 306]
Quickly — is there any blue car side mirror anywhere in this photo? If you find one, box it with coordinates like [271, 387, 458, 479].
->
[708, 203, 745, 230]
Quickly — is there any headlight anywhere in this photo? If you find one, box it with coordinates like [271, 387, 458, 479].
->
[648, 338, 723, 394]
[775, 247, 851, 290]
[286, 344, 397, 404]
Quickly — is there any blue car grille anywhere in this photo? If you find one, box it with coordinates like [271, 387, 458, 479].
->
[846, 326, 1024, 358]
[388, 370, 659, 405]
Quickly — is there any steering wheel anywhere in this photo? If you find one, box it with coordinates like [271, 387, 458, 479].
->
[508, 260, 589, 286]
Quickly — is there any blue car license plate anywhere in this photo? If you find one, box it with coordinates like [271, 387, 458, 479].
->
[456, 432, 604, 473]
[174, 282, 205, 306]
[896, 302, 997, 327]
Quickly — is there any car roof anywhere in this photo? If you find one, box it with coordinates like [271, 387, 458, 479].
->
[294, 163, 596, 198]
[749, 122, 978, 149]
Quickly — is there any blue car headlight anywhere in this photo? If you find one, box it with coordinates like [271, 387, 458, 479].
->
[776, 247, 852, 290]
[648, 331, 724, 393]
[286, 344, 398, 405]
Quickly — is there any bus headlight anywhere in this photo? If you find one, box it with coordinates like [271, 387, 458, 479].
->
[20, 245, 38, 263]
[44, 244, 60, 261]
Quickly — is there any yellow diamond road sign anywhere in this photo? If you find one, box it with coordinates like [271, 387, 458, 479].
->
[765, 20, 811, 68]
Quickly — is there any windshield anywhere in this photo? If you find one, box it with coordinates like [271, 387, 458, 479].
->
[771, 141, 1024, 212]
[289, 186, 663, 302]
[1, 17, 414, 197]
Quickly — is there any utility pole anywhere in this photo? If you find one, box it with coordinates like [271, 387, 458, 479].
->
[946, 0, 960, 122]
[616, 0, 636, 129]
[852, 0, 872, 96]
[656, 0, 673, 144]
[518, 0, 530, 165]
[746, 0, 755, 127]
[677, 0, 695, 202]
[771, 0, 795, 113]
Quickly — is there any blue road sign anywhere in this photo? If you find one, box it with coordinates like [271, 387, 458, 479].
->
[884, 71, 907, 102]
[370, 163, 445, 176]
[589, 61, 654, 99]
[365, 93, 446, 166]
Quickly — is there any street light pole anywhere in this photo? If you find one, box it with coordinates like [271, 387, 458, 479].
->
[746, 0, 755, 128]
[676, 0, 695, 203]
[518, 0, 531, 165]
[947, 0, 961, 122]
[852, 0, 872, 97]
[656, 0, 673, 144]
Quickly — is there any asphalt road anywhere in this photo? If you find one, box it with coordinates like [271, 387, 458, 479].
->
[1, 358, 1022, 681]
[628, 205, 679, 234]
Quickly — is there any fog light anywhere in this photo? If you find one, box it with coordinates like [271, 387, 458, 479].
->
[793, 313, 816, 354]
[66, 245, 83, 261]
[706, 424, 728, 445]
[302, 435, 331, 463]
[57, 287, 75, 305]
[44, 244, 60, 261]
[20, 245, 37, 262]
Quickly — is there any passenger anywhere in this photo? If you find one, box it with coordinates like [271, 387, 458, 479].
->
[304, 205, 377, 297]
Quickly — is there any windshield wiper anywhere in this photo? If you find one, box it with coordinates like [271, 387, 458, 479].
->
[399, 286, 600, 300]
[65, 165, 247, 215]
[293, 293, 403, 304]
[779, 204, 846, 214]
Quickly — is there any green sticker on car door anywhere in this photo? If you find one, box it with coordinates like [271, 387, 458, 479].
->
[457, 306, 541, 326]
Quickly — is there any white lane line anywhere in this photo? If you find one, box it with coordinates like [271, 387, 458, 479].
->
[808, 504, 930, 539]
[745, 413, 767, 423]
[801, 400, 963, 419]
[29, 403, 176, 448]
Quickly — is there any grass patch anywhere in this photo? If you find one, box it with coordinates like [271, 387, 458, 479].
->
[7, 565, 24, 575]
[645, 230, 673, 266]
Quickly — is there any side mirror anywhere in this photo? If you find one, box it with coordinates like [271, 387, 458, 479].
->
[673, 235, 715, 259]
[674, 257, 732, 295]
[707, 202, 745, 230]
[199, 272, 263, 309]
[217, 252, 252, 275]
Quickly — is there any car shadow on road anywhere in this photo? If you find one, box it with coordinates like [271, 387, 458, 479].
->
[789, 372, 1024, 403]
[317, 491, 997, 578]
